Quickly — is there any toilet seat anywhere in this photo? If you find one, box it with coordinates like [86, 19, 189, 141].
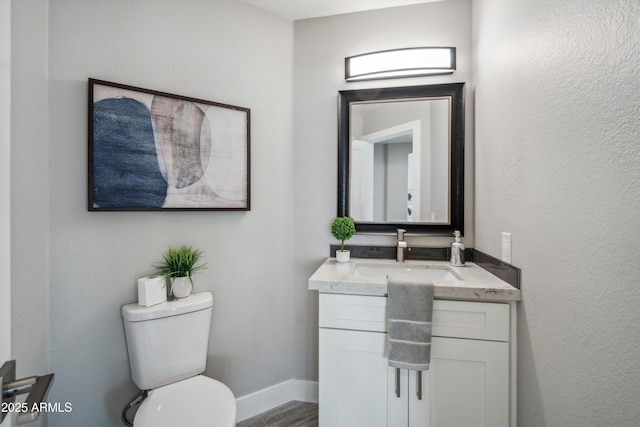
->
[134, 375, 236, 427]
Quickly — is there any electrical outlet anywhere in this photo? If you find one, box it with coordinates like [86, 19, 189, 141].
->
[501, 232, 512, 263]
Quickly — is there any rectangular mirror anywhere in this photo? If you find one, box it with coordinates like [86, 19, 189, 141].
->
[338, 83, 465, 234]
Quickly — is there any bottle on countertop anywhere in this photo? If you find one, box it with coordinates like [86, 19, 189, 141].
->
[450, 230, 465, 266]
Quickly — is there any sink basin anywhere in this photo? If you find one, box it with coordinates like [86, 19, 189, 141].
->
[354, 264, 460, 281]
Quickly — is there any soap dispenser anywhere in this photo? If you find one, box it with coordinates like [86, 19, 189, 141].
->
[450, 230, 465, 266]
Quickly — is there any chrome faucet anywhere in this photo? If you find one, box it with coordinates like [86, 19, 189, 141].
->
[396, 229, 407, 262]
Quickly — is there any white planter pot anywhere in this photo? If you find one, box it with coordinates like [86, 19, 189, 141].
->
[336, 250, 350, 263]
[171, 277, 193, 298]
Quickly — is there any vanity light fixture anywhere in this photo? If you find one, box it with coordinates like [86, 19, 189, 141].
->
[345, 47, 456, 82]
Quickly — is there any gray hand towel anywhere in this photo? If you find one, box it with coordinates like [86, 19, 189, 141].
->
[387, 275, 434, 371]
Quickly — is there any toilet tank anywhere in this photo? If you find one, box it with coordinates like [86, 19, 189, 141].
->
[122, 292, 213, 390]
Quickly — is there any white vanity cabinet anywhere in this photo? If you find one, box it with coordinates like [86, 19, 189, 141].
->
[318, 293, 515, 427]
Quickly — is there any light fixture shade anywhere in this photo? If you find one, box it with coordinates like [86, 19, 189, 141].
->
[345, 47, 456, 81]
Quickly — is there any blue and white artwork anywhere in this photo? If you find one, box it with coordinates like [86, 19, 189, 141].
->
[89, 80, 250, 210]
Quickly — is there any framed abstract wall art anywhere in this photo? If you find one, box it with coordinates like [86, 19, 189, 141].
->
[88, 79, 250, 211]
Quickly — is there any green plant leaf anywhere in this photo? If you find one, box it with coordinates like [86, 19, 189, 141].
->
[153, 245, 207, 281]
[331, 217, 355, 251]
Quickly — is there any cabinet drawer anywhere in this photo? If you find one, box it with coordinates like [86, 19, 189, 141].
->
[319, 294, 388, 332]
[319, 294, 510, 341]
[432, 300, 510, 342]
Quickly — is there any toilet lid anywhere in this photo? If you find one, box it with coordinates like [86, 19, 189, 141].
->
[134, 375, 236, 427]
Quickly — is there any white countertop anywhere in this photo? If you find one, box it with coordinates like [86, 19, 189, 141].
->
[308, 257, 521, 301]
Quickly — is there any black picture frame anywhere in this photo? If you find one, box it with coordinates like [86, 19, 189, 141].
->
[88, 78, 250, 211]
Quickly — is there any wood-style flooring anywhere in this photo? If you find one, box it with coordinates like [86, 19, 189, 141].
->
[236, 401, 318, 427]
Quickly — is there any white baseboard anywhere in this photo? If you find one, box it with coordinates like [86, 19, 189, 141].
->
[235, 379, 318, 422]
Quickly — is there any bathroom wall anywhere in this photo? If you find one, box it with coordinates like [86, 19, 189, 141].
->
[46, 0, 294, 425]
[473, 0, 640, 426]
[0, 1, 12, 424]
[292, 0, 472, 382]
[9, 0, 50, 426]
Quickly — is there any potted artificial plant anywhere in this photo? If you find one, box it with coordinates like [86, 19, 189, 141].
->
[153, 245, 206, 298]
[331, 216, 356, 263]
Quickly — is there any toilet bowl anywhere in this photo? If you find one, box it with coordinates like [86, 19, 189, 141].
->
[122, 293, 236, 427]
[134, 375, 236, 427]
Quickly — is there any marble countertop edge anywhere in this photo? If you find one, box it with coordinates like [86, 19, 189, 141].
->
[308, 257, 522, 302]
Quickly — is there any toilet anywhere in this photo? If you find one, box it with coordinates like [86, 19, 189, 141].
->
[122, 292, 236, 427]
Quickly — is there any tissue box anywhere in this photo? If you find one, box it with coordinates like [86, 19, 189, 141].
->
[137, 276, 167, 307]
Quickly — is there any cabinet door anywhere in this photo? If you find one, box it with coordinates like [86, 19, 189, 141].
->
[408, 369, 430, 427]
[388, 368, 431, 427]
[387, 367, 409, 427]
[319, 328, 390, 427]
[419, 336, 510, 427]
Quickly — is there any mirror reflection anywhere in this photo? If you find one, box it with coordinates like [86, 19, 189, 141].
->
[338, 83, 465, 234]
[350, 98, 450, 223]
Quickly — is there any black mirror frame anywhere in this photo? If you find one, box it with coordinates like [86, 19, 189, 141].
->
[338, 83, 465, 235]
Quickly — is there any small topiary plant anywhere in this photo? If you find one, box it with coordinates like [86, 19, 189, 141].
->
[331, 217, 356, 252]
